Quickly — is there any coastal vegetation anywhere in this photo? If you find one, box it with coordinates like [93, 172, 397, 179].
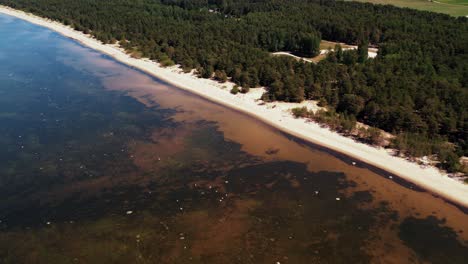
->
[292, 107, 386, 146]
[1, 0, 466, 172]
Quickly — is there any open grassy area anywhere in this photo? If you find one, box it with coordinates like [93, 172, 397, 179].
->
[350, 0, 468, 17]
[319, 40, 354, 50]
[437, 0, 468, 5]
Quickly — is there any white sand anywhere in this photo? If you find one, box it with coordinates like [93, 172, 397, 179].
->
[272, 51, 315, 63]
[273, 45, 378, 62]
[274, 48, 378, 61]
[1, 6, 467, 208]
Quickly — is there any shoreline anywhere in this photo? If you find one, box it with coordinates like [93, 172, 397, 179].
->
[1, 6, 467, 209]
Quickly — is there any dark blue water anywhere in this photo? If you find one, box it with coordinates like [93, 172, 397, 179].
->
[0, 13, 467, 264]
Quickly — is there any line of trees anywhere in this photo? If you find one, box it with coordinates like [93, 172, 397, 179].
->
[1, 0, 466, 172]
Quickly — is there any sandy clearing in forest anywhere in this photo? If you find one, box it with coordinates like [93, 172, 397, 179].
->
[272, 44, 378, 62]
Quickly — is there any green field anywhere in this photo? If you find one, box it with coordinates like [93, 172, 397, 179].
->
[350, 0, 468, 16]
[437, 0, 468, 5]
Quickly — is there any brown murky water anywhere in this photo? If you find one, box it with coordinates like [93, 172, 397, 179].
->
[0, 14, 467, 264]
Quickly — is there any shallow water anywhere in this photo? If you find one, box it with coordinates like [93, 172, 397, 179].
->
[0, 14, 467, 264]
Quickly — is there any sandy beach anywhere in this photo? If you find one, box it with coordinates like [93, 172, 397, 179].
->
[1, 5, 467, 208]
